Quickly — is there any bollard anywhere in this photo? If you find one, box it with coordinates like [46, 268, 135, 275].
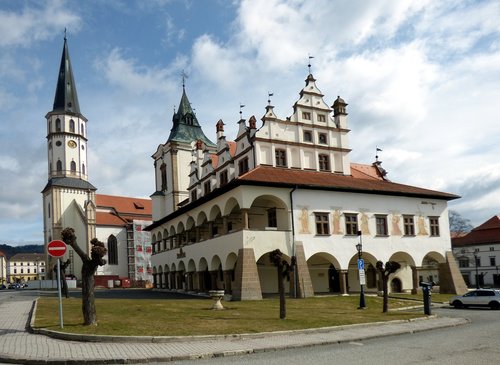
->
[420, 281, 433, 315]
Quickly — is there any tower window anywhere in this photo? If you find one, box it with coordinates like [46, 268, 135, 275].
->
[70, 161, 76, 174]
[56, 118, 61, 132]
[107, 235, 118, 265]
[303, 131, 312, 142]
[238, 157, 249, 176]
[56, 160, 62, 172]
[318, 133, 327, 144]
[82, 163, 86, 175]
[317, 114, 326, 122]
[48, 120, 52, 133]
[302, 112, 311, 120]
[160, 163, 167, 190]
[81, 123, 85, 136]
[69, 119, 75, 133]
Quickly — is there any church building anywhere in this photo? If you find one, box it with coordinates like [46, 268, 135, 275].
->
[42, 37, 153, 285]
[147, 71, 467, 299]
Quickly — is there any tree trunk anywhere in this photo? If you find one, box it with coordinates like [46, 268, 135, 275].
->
[81, 262, 98, 325]
[277, 262, 286, 319]
[382, 275, 389, 313]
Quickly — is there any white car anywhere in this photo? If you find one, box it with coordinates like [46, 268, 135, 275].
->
[450, 289, 500, 310]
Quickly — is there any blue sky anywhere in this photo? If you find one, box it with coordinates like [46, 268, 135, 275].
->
[1, 0, 499, 245]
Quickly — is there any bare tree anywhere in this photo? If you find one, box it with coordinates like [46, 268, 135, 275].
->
[61, 227, 107, 326]
[269, 249, 295, 320]
[449, 210, 473, 235]
[376, 260, 401, 313]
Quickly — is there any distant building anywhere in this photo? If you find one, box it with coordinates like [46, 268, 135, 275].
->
[0, 251, 7, 284]
[41, 37, 152, 285]
[147, 71, 467, 299]
[452, 216, 500, 288]
[8, 253, 46, 284]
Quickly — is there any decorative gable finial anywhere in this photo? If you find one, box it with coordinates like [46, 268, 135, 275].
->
[308, 54, 314, 75]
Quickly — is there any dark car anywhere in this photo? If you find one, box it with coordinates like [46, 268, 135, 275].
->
[0, 284, 6, 290]
[450, 289, 500, 310]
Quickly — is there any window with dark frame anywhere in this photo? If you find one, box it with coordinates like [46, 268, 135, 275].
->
[403, 215, 415, 236]
[107, 235, 118, 265]
[191, 189, 197, 201]
[219, 170, 228, 186]
[315, 213, 330, 235]
[238, 157, 249, 175]
[267, 208, 277, 228]
[429, 217, 440, 236]
[303, 130, 312, 142]
[318, 133, 327, 144]
[275, 149, 287, 167]
[204, 181, 211, 195]
[318, 154, 330, 171]
[302, 111, 311, 120]
[375, 215, 388, 236]
[160, 163, 167, 190]
[490, 257, 496, 266]
[317, 114, 326, 122]
[345, 213, 358, 235]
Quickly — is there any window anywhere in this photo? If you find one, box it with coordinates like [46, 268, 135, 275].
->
[56, 160, 62, 172]
[238, 157, 249, 175]
[302, 111, 311, 120]
[13, 269, 17, 274]
[475, 256, 481, 267]
[490, 257, 496, 266]
[403, 215, 415, 236]
[204, 181, 211, 195]
[82, 163, 86, 175]
[429, 217, 440, 236]
[219, 170, 228, 186]
[107, 235, 118, 265]
[318, 133, 327, 144]
[81, 123, 85, 136]
[70, 161, 76, 173]
[56, 118, 61, 132]
[303, 131, 312, 142]
[69, 119, 75, 133]
[318, 154, 330, 171]
[345, 213, 358, 235]
[317, 114, 326, 122]
[490, 247, 494, 251]
[315, 213, 330, 235]
[376, 215, 388, 236]
[268, 208, 277, 228]
[275, 149, 287, 167]
[160, 163, 167, 190]
[191, 189, 197, 201]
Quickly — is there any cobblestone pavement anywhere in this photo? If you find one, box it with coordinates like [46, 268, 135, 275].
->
[0, 297, 468, 364]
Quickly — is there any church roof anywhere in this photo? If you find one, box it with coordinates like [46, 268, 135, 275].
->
[167, 88, 215, 146]
[41, 177, 96, 193]
[95, 194, 152, 227]
[52, 36, 82, 117]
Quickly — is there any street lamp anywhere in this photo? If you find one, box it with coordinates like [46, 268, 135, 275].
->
[473, 253, 480, 289]
[356, 231, 366, 309]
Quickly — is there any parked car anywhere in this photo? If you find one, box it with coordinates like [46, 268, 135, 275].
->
[8, 283, 21, 290]
[0, 284, 6, 290]
[450, 289, 500, 310]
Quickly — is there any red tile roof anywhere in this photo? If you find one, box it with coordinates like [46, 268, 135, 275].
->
[351, 163, 384, 180]
[96, 194, 152, 226]
[238, 165, 458, 200]
[452, 216, 500, 247]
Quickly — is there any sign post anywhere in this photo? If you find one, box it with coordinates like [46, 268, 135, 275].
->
[47, 240, 67, 329]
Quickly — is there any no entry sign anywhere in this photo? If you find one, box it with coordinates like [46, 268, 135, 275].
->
[47, 240, 67, 257]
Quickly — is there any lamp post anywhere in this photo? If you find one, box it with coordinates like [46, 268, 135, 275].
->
[473, 252, 479, 289]
[356, 231, 366, 309]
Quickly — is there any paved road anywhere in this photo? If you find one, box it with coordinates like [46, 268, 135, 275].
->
[159, 307, 499, 365]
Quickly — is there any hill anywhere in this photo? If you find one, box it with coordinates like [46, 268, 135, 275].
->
[0, 244, 44, 259]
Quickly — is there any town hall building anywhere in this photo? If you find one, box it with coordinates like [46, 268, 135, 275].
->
[147, 71, 467, 299]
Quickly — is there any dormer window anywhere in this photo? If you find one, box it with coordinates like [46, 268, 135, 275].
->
[220, 170, 228, 186]
[204, 181, 211, 195]
[302, 112, 311, 120]
[191, 189, 197, 201]
[238, 157, 249, 176]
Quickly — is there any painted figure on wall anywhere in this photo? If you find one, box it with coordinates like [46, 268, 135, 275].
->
[418, 216, 428, 235]
[332, 209, 342, 234]
[360, 212, 370, 235]
[299, 208, 310, 234]
[391, 214, 402, 236]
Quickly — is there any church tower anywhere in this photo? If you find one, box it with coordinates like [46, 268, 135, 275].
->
[151, 84, 215, 220]
[42, 36, 96, 277]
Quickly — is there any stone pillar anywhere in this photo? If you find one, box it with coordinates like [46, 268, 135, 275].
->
[210, 271, 218, 290]
[222, 216, 228, 234]
[153, 273, 157, 288]
[208, 222, 214, 238]
[232, 248, 262, 300]
[241, 209, 249, 229]
[294, 242, 314, 298]
[340, 270, 348, 295]
[411, 266, 419, 294]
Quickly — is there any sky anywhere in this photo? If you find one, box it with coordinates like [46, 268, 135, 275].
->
[1, 0, 499, 246]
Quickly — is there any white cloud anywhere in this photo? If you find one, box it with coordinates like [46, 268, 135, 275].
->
[0, 0, 82, 47]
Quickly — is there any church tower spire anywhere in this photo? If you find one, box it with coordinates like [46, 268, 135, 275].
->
[42, 36, 96, 277]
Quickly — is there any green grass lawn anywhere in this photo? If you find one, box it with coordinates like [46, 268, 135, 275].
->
[34, 295, 426, 336]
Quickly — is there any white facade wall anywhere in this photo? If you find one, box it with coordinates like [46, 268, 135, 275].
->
[95, 226, 129, 277]
[453, 243, 500, 288]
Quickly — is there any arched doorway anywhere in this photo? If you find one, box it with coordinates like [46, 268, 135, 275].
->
[391, 278, 402, 293]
